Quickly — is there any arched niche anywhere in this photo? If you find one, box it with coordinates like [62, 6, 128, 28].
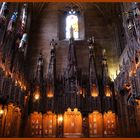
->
[43, 111, 56, 137]
[103, 111, 117, 136]
[88, 111, 103, 137]
[64, 108, 82, 137]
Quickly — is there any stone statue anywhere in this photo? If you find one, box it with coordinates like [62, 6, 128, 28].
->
[37, 52, 43, 67]
[21, 4, 27, 29]
[19, 33, 28, 50]
[7, 12, 18, 32]
[87, 36, 94, 49]
[0, 2, 8, 19]
[102, 49, 107, 66]
[50, 39, 57, 50]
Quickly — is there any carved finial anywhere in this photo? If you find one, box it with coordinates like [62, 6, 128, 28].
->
[70, 26, 74, 39]
[119, 64, 123, 71]
[102, 49, 107, 65]
[37, 52, 43, 66]
[87, 36, 94, 49]
[23, 3, 28, 7]
[50, 39, 57, 50]
[116, 70, 118, 76]
[102, 49, 106, 56]
[89, 36, 94, 43]
[91, 36, 94, 43]
[122, 58, 125, 66]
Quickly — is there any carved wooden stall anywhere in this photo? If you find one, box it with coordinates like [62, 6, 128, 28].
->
[89, 111, 103, 137]
[1, 2, 140, 138]
[64, 108, 82, 137]
[43, 111, 56, 137]
[114, 2, 140, 137]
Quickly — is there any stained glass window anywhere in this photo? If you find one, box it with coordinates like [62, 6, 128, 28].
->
[66, 12, 79, 39]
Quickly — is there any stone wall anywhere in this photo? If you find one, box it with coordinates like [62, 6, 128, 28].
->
[26, 3, 122, 79]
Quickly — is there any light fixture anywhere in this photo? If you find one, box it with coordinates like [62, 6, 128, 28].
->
[58, 114, 63, 123]
[34, 87, 40, 101]
[91, 84, 98, 97]
[68, 8, 76, 15]
[0, 109, 4, 115]
[93, 118, 96, 122]
[34, 92, 40, 100]
[105, 85, 112, 97]
[47, 89, 54, 98]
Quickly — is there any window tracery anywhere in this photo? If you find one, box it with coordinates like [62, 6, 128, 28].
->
[66, 12, 79, 39]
